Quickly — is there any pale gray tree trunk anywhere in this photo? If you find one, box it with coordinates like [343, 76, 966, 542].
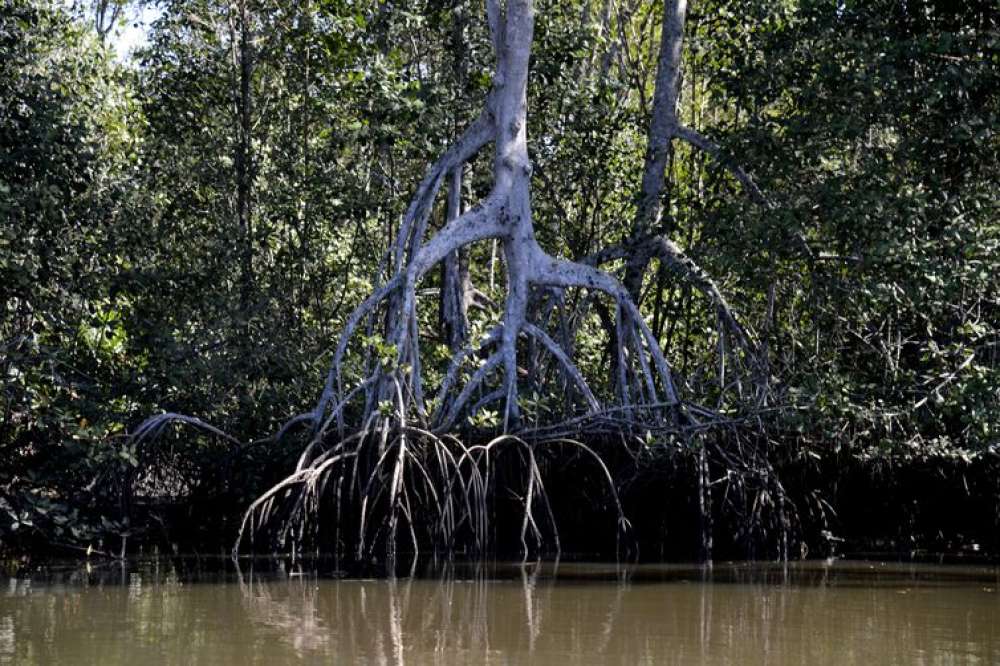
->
[315, 0, 681, 433]
[623, 0, 767, 306]
[622, 0, 687, 302]
[596, 0, 769, 403]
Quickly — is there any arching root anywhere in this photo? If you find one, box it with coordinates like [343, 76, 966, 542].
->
[231, 420, 628, 561]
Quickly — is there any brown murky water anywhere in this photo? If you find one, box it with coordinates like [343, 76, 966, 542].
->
[1, 560, 998, 665]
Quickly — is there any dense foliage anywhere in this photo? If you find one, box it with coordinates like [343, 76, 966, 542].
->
[1, 0, 997, 555]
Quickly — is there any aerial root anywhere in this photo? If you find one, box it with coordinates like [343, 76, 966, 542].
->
[315, 239, 688, 433]
[131, 412, 241, 449]
[228, 416, 627, 561]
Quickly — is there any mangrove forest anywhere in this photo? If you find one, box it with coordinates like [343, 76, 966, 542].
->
[1, 0, 998, 564]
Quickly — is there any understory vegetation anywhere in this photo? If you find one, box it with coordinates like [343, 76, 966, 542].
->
[1, 0, 998, 561]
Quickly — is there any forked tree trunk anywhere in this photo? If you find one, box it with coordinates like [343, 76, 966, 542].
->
[622, 0, 687, 302]
[610, 0, 768, 401]
[312, 0, 680, 434]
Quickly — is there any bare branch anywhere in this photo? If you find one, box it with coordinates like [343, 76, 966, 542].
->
[675, 125, 768, 206]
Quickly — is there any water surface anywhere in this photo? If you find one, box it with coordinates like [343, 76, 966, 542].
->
[1, 559, 998, 664]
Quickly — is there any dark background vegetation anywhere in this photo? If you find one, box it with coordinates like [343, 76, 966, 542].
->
[1, 0, 997, 558]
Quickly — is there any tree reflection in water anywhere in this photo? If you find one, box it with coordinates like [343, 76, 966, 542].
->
[1, 560, 998, 664]
[230, 561, 1000, 665]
